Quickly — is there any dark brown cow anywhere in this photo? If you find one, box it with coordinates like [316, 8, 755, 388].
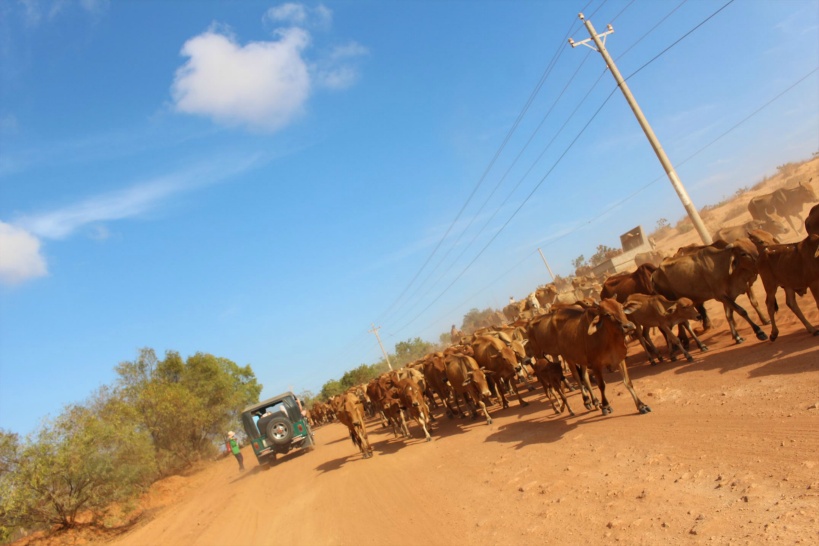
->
[806, 203, 819, 236]
[531, 358, 574, 416]
[600, 263, 656, 303]
[748, 180, 817, 234]
[470, 335, 530, 408]
[624, 294, 708, 365]
[655, 243, 768, 343]
[756, 234, 819, 341]
[527, 299, 650, 415]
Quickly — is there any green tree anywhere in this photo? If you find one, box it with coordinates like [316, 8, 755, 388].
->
[393, 337, 433, 367]
[0, 392, 155, 531]
[319, 379, 344, 401]
[114, 348, 261, 476]
[461, 307, 501, 333]
[572, 255, 587, 271]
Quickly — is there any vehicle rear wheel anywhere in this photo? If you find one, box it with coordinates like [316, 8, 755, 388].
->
[266, 417, 293, 446]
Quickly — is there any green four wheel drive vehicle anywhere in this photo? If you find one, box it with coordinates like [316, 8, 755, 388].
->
[240, 391, 315, 466]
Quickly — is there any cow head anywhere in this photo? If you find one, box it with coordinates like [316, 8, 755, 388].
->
[727, 243, 758, 277]
[665, 297, 701, 321]
[588, 298, 637, 335]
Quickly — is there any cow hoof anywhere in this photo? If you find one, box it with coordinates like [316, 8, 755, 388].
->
[639, 405, 652, 414]
[426, 437, 432, 442]
[701, 345, 709, 352]
[528, 387, 537, 392]
[521, 401, 530, 407]
[601, 406, 612, 415]
[812, 330, 819, 336]
[735, 337, 745, 344]
[755, 331, 768, 341]
[487, 418, 493, 425]
[686, 355, 694, 363]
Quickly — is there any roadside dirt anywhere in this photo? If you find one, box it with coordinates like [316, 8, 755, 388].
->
[16, 159, 819, 546]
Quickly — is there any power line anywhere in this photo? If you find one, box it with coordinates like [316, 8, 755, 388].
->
[375, 8, 589, 326]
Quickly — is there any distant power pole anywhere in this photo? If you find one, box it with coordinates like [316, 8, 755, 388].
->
[569, 13, 713, 245]
[369, 324, 393, 371]
[537, 248, 556, 281]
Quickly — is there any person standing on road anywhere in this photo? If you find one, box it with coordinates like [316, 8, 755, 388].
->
[226, 431, 244, 471]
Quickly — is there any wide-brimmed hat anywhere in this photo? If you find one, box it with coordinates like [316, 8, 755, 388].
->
[227, 431, 235, 438]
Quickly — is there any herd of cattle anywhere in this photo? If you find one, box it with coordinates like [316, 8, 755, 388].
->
[309, 183, 819, 461]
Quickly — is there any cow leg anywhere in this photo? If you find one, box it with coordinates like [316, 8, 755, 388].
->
[399, 409, 411, 438]
[783, 287, 818, 336]
[680, 321, 708, 352]
[557, 382, 575, 416]
[637, 325, 662, 365]
[472, 389, 492, 425]
[579, 366, 600, 410]
[764, 281, 781, 341]
[660, 325, 694, 362]
[568, 363, 592, 409]
[507, 374, 529, 407]
[721, 296, 768, 341]
[745, 283, 770, 325]
[590, 368, 612, 415]
[617, 359, 652, 414]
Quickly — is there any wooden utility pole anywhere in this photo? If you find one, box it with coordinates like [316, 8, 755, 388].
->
[537, 247, 556, 281]
[369, 323, 393, 370]
[569, 13, 713, 245]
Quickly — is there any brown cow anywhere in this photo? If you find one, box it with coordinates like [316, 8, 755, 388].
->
[748, 180, 817, 234]
[756, 234, 819, 341]
[470, 335, 530, 408]
[806, 203, 819, 236]
[332, 391, 374, 459]
[624, 294, 708, 365]
[527, 299, 650, 415]
[393, 377, 433, 441]
[422, 352, 462, 419]
[654, 243, 768, 343]
[442, 351, 494, 425]
[531, 358, 574, 416]
[714, 220, 786, 243]
[600, 263, 656, 303]
[674, 237, 770, 328]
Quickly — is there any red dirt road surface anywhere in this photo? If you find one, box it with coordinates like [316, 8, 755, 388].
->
[106, 297, 819, 546]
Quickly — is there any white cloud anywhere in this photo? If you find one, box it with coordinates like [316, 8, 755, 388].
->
[171, 28, 311, 132]
[0, 221, 47, 285]
[314, 42, 368, 89]
[263, 3, 331, 28]
[264, 3, 307, 25]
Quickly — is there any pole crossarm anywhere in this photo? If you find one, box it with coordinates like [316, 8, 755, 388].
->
[568, 14, 613, 52]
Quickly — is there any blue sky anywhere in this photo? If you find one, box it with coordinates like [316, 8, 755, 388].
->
[1, 0, 817, 435]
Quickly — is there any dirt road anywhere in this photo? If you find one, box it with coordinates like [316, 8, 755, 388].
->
[107, 296, 819, 546]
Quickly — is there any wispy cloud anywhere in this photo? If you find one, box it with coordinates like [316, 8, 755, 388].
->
[172, 3, 365, 131]
[16, 152, 262, 240]
[1, 152, 263, 286]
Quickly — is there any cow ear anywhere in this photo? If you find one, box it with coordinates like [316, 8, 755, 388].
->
[587, 314, 601, 335]
[728, 257, 737, 276]
[664, 303, 677, 316]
